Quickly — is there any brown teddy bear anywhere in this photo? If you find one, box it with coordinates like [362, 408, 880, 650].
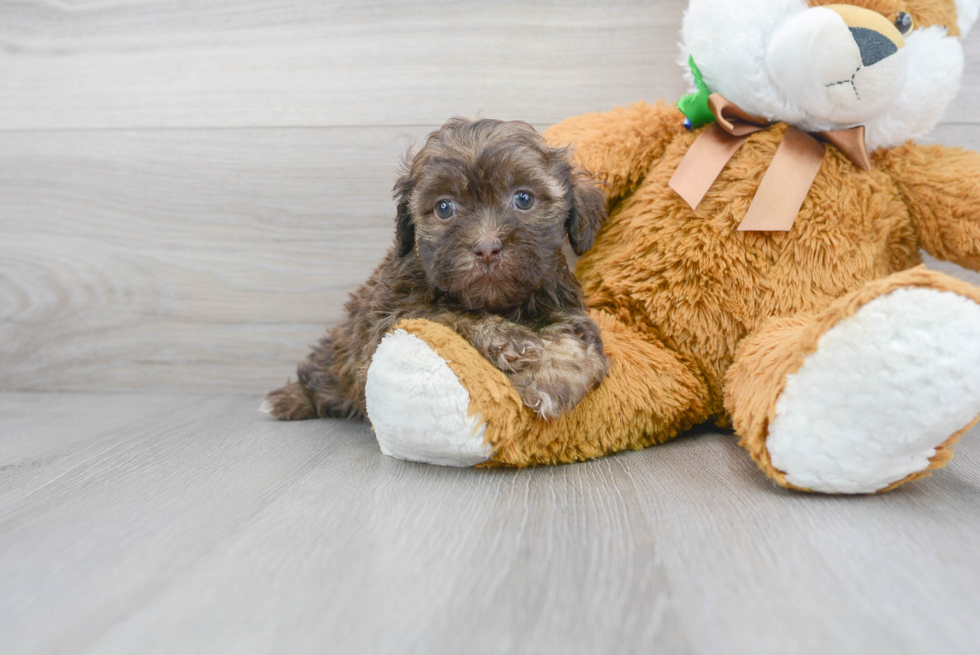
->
[363, 0, 980, 494]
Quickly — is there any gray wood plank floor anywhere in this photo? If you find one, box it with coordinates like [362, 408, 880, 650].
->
[2, 392, 979, 655]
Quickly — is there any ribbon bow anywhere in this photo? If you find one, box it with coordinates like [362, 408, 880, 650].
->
[668, 94, 872, 232]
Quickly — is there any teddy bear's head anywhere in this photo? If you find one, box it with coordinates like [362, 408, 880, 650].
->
[682, 0, 979, 149]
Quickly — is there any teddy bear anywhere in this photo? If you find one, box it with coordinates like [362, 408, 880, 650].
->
[362, 0, 980, 494]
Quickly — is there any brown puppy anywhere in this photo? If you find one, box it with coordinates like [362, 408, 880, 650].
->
[263, 118, 608, 421]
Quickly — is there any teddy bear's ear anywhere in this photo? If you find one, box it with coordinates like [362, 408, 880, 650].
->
[563, 165, 607, 256]
[957, 0, 980, 36]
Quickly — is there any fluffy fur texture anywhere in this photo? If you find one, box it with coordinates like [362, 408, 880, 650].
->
[958, 0, 980, 35]
[681, 0, 971, 149]
[727, 269, 980, 492]
[364, 0, 980, 494]
[369, 313, 706, 467]
[766, 288, 980, 493]
[365, 330, 492, 466]
[264, 118, 609, 422]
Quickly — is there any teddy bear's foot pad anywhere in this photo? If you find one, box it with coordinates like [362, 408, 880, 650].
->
[767, 288, 980, 493]
[365, 330, 492, 467]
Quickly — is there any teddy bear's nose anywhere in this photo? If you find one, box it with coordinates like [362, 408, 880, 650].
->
[827, 4, 906, 58]
[850, 27, 899, 67]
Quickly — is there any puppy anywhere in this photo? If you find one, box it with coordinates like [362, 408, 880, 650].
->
[264, 118, 608, 422]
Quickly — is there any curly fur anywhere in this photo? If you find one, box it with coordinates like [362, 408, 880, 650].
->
[264, 118, 609, 421]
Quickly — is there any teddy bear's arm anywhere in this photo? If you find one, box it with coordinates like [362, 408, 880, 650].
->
[367, 311, 709, 468]
[876, 143, 980, 271]
[542, 101, 686, 207]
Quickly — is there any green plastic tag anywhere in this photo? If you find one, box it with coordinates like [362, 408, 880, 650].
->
[677, 56, 716, 130]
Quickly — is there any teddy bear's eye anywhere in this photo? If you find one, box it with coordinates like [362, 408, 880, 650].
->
[894, 11, 914, 35]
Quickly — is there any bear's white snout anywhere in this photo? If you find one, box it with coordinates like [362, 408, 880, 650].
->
[766, 5, 907, 126]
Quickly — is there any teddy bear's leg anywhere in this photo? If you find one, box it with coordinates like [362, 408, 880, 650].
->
[725, 267, 980, 494]
[365, 311, 708, 467]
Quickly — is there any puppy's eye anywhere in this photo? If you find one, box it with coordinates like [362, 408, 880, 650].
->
[513, 191, 534, 211]
[434, 199, 456, 220]
[894, 12, 913, 35]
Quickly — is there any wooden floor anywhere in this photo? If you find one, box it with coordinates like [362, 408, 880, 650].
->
[1, 392, 979, 654]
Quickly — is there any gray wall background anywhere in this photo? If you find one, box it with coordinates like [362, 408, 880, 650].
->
[2, 0, 978, 392]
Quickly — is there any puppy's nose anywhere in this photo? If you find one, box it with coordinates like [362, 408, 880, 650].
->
[472, 239, 502, 263]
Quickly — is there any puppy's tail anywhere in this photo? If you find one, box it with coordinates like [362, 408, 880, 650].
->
[261, 380, 318, 421]
[261, 335, 333, 421]
[299, 335, 366, 420]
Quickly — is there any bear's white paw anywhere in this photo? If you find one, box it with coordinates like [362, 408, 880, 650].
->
[768, 288, 980, 493]
[365, 330, 492, 467]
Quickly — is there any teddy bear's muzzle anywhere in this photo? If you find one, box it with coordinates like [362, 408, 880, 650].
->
[765, 4, 907, 126]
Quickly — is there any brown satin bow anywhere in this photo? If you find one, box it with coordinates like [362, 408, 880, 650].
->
[668, 94, 872, 231]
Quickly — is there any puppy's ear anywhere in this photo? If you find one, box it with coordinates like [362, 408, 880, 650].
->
[392, 166, 416, 258]
[563, 162, 606, 256]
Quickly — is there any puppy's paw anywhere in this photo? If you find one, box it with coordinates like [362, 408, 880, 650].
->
[516, 368, 595, 420]
[487, 326, 544, 373]
[517, 380, 575, 420]
[262, 381, 317, 421]
[513, 335, 608, 419]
